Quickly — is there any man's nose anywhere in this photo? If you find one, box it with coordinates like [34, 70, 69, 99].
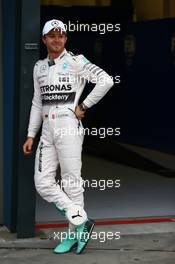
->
[54, 36, 61, 41]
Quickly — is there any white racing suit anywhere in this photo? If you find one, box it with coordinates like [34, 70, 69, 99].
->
[28, 49, 114, 213]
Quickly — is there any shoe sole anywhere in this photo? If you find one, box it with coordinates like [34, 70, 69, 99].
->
[76, 220, 95, 254]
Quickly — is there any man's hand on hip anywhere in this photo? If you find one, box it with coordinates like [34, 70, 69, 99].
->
[75, 105, 86, 120]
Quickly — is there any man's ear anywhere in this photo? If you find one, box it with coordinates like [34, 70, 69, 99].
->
[64, 35, 67, 44]
[42, 36, 46, 45]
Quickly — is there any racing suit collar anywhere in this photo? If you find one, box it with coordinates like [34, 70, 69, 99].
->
[47, 49, 67, 66]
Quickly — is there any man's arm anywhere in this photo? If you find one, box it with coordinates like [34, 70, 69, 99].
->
[27, 62, 43, 138]
[23, 62, 42, 155]
[77, 55, 114, 109]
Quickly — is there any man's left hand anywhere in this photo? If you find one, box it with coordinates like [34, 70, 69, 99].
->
[75, 106, 86, 120]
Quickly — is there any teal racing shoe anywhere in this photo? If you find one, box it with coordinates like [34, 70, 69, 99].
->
[76, 218, 95, 254]
[54, 232, 78, 254]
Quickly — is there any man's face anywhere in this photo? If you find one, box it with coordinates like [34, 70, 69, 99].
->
[42, 29, 67, 54]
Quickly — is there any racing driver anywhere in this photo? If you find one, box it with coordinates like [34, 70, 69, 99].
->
[23, 19, 114, 254]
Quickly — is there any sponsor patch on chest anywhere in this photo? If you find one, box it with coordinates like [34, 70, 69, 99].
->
[40, 84, 72, 93]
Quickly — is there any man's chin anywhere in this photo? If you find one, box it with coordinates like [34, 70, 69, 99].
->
[49, 47, 64, 55]
[53, 47, 62, 52]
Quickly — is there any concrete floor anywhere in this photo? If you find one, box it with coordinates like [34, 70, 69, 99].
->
[0, 248, 175, 264]
[0, 222, 175, 264]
